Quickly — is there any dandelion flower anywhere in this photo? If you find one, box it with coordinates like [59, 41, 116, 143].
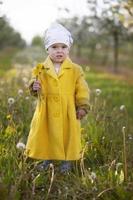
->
[8, 97, 15, 105]
[18, 89, 23, 96]
[95, 88, 102, 96]
[120, 105, 125, 111]
[16, 142, 26, 150]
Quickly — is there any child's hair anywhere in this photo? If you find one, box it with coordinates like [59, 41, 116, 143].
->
[43, 23, 73, 49]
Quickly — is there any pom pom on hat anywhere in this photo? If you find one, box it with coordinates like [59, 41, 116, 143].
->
[44, 23, 73, 49]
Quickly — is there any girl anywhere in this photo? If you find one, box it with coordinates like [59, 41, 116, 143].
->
[25, 23, 90, 172]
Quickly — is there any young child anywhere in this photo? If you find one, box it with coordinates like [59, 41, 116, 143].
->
[25, 23, 90, 172]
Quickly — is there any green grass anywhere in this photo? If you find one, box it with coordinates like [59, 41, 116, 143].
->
[0, 48, 18, 75]
[86, 71, 133, 118]
[0, 67, 133, 199]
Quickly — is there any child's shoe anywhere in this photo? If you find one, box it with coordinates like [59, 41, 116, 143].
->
[36, 160, 52, 171]
[60, 161, 71, 173]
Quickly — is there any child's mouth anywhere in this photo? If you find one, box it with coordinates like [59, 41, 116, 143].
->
[56, 55, 63, 58]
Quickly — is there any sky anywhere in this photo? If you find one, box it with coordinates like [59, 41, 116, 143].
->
[1, 0, 90, 43]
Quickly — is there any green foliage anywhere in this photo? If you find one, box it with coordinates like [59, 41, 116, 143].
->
[31, 35, 43, 47]
[0, 48, 18, 73]
[0, 16, 26, 50]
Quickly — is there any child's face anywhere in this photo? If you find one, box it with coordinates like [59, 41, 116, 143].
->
[48, 43, 69, 63]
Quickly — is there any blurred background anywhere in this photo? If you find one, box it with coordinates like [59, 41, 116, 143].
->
[0, 0, 133, 75]
[0, 1, 133, 198]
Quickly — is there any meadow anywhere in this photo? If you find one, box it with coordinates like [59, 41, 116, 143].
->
[0, 64, 133, 200]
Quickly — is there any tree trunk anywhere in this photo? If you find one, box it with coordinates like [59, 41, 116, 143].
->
[76, 44, 81, 57]
[113, 30, 119, 73]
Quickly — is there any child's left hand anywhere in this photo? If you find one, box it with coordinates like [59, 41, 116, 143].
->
[76, 109, 86, 120]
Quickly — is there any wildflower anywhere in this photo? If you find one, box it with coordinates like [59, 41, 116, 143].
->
[65, 186, 68, 190]
[18, 89, 23, 96]
[128, 134, 132, 140]
[22, 77, 28, 83]
[116, 162, 123, 170]
[92, 186, 98, 191]
[90, 171, 97, 180]
[95, 88, 102, 96]
[102, 136, 105, 140]
[58, 189, 62, 195]
[25, 96, 29, 100]
[85, 66, 90, 72]
[16, 142, 26, 150]
[120, 105, 125, 111]
[8, 97, 15, 105]
[49, 163, 53, 168]
[6, 114, 11, 120]
[122, 126, 126, 131]
[119, 170, 124, 184]
[24, 83, 29, 88]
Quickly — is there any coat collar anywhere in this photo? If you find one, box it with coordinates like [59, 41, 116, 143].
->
[42, 56, 73, 79]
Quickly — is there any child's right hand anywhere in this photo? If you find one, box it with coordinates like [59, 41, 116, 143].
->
[33, 80, 41, 91]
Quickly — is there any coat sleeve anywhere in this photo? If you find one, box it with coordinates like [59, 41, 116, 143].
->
[75, 66, 90, 113]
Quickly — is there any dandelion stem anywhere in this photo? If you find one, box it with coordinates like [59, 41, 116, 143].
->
[122, 127, 127, 181]
[45, 164, 55, 200]
[97, 187, 113, 198]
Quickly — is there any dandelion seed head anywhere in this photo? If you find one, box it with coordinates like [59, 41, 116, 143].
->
[8, 97, 15, 105]
[92, 186, 98, 191]
[128, 134, 132, 140]
[102, 136, 105, 140]
[65, 186, 68, 190]
[22, 77, 28, 83]
[122, 126, 126, 131]
[120, 105, 125, 111]
[90, 171, 97, 180]
[95, 88, 102, 96]
[25, 96, 29, 100]
[18, 89, 23, 96]
[58, 189, 61, 195]
[16, 142, 26, 150]
[116, 162, 123, 170]
[49, 163, 53, 168]
[85, 66, 90, 72]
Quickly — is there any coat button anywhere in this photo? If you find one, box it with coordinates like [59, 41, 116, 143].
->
[53, 111, 60, 117]
[54, 96, 60, 102]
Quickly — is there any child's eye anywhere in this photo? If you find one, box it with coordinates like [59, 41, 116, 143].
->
[52, 46, 57, 49]
[62, 45, 67, 48]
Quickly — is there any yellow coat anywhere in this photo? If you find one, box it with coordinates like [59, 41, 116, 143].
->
[25, 56, 90, 160]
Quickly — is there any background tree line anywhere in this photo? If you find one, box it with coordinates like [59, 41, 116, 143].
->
[0, 15, 26, 50]
[0, 0, 133, 73]
[31, 0, 133, 72]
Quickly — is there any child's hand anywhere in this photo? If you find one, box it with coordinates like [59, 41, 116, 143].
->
[33, 80, 41, 91]
[76, 109, 86, 120]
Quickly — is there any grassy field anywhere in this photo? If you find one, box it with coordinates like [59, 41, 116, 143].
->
[0, 65, 133, 200]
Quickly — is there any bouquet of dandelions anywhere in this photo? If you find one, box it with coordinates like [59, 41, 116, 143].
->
[31, 63, 43, 99]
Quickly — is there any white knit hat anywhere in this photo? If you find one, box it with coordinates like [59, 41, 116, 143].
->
[44, 23, 73, 49]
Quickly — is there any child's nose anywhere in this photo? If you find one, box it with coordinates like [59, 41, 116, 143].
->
[57, 47, 62, 52]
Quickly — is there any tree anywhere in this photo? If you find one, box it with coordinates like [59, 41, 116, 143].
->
[58, 16, 91, 57]
[31, 35, 43, 47]
[87, 0, 130, 73]
[0, 16, 26, 49]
